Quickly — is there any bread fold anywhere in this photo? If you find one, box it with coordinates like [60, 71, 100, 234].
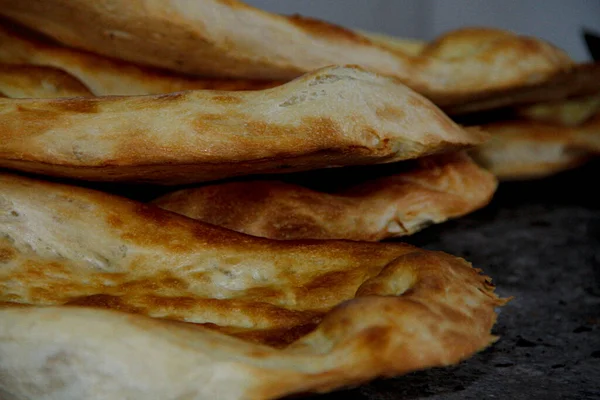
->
[471, 115, 600, 180]
[153, 152, 497, 241]
[445, 62, 600, 115]
[0, 63, 92, 98]
[0, 172, 505, 400]
[0, 65, 486, 185]
[0, 1, 572, 108]
[0, 20, 280, 96]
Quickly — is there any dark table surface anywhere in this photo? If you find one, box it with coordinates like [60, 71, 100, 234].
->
[304, 159, 600, 400]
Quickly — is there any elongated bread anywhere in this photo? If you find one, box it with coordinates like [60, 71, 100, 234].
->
[0, 63, 92, 98]
[470, 119, 597, 180]
[446, 62, 600, 115]
[357, 29, 426, 56]
[572, 112, 600, 153]
[513, 93, 600, 153]
[0, 20, 280, 96]
[516, 93, 600, 127]
[152, 152, 497, 241]
[0, 172, 505, 400]
[0, 65, 486, 185]
[0, 1, 572, 107]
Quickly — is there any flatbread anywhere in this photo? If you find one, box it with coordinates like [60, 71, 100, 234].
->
[445, 62, 600, 115]
[513, 94, 600, 154]
[470, 118, 598, 180]
[0, 172, 505, 400]
[152, 152, 497, 241]
[357, 29, 426, 56]
[572, 112, 600, 153]
[0, 19, 280, 96]
[0, 63, 92, 98]
[0, 65, 486, 185]
[515, 93, 600, 127]
[0, 1, 573, 107]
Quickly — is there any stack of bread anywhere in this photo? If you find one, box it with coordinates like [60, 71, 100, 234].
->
[0, 1, 596, 399]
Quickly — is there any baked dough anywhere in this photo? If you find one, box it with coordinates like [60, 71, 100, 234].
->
[470, 117, 599, 180]
[572, 112, 600, 153]
[0, 172, 505, 400]
[1, 11, 590, 115]
[0, 1, 572, 107]
[0, 63, 92, 98]
[153, 152, 497, 241]
[0, 20, 280, 96]
[357, 29, 426, 56]
[0, 65, 486, 185]
[516, 93, 600, 127]
[446, 62, 600, 115]
[469, 90, 600, 180]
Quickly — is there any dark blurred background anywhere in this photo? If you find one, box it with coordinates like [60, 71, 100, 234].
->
[245, 0, 600, 62]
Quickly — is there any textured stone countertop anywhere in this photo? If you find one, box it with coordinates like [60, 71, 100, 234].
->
[305, 160, 600, 400]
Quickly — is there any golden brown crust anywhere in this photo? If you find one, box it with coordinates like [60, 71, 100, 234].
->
[516, 93, 600, 127]
[0, 19, 281, 96]
[153, 152, 497, 241]
[470, 119, 595, 180]
[419, 28, 514, 60]
[287, 14, 373, 45]
[356, 30, 426, 56]
[0, 65, 486, 185]
[0, 63, 93, 98]
[572, 112, 600, 153]
[444, 62, 600, 115]
[0, 172, 505, 399]
[0, 1, 573, 108]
